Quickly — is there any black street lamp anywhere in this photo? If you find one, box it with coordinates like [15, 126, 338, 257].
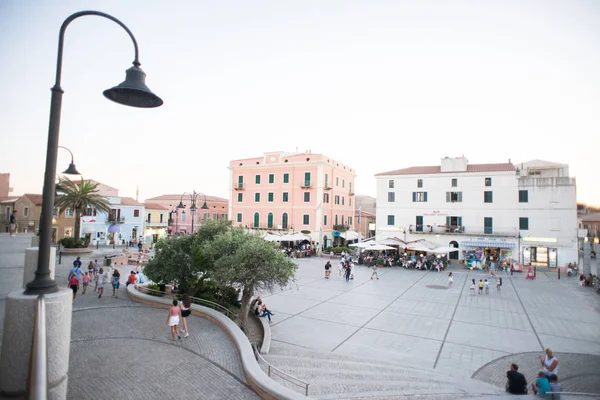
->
[517, 231, 522, 265]
[177, 191, 209, 233]
[169, 204, 180, 234]
[58, 146, 81, 175]
[25, 11, 162, 296]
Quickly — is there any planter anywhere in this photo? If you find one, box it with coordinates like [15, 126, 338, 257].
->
[60, 247, 93, 255]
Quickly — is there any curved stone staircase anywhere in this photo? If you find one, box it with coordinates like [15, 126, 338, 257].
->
[261, 341, 513, 399]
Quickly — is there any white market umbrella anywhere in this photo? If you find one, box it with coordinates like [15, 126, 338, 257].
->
[376, 238, 405, 246]
[341, 230, 363, 241]
[263, 233, 283, 242]
[362, 243, 396, 251]
[432, 246, 460, 254]
[349, 240, 374, 248]
[406, 243, 433, 253]
[279, 233, 310, 241]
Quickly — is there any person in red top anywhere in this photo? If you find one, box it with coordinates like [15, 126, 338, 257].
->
[81, 272, 91, 295]
[69, 274, 79, 302]
[126, 271, 136, 288]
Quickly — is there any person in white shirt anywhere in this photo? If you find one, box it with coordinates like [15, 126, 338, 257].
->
[540, 348, 559, 377]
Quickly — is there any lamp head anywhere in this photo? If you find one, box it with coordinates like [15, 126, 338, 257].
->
[190, 204, 197, 212]
[176, 201, 185, 209]
[63, 162, 81, 175]
[200, 201, 209, 210]
[103, 65, 163, 108]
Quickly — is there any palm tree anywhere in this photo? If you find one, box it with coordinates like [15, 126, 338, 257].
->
[55, 178, 112, 241]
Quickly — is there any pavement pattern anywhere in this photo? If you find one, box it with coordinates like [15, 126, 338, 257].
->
[0, 234, 259, 400]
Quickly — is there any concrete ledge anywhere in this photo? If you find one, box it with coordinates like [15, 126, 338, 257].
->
[60, 247, 93, 255]
[127, 284, 305, 400]
[253, 312, 271, 355]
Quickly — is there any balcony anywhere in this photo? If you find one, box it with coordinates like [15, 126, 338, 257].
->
[348, 190, 355, 196]
[518, 177, 576, 187]
[299, 181, 311, 188]
[406, 224, 517, 237]
[234, 183, 245, 190]
[333, 224, 349, 232]
[324, 184, 332, 191]
[146, 221, 168, 228]
[106, 217, 125, 224]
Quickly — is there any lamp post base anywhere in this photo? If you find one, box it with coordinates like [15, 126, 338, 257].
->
[23, 247, 56, 289]
[0, 289, 72, 398]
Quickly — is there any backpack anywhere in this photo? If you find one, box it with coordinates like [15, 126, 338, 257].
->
[139, 274, 145, 284]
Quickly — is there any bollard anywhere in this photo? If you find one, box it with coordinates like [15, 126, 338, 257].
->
[59, 251, 62, 264]
[534, 266, 537, 277]
[96, 241, 99, 249]
[558, 268, 560, 280]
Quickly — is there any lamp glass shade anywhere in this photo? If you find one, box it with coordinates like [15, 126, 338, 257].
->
[176, 201, 185, 209]
[103, 66, 163, 108]
[63, 162, 81, 175]
[190, 204, 197, 212]
[200, 201, 209, 210]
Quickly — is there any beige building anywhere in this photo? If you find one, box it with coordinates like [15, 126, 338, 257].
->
[144, 203, 169, 241]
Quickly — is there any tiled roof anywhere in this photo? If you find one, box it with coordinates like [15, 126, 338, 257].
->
[145, 194, 229, 203]
[376, 163, 516, 176]
[22, 193, 44, 205]
[119, 197, 144, 206]
[69, 179, 118, 189]
[144, 203, 169, 210]
[0, 196, 19, 203]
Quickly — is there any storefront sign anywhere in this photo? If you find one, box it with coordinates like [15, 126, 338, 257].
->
[423, 210, 448, 216]
[522, 237, 557, 243]
[82, 217, 97, 223]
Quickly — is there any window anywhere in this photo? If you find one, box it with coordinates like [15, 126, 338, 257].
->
[335, 215, 339, 225]
[417, 179, 423, 188]
[267, 212, 274, 228]
[221, 213, 227, 221]
[388, 192, 395, 202]
[236, 213, 242, 223]
[484, 217, 493, 234]
[446, 216, 463, 232]
[342, 179, 345, 188]
[160, 214, 164, 223]
[304, 192, 310, 202]
[349, 198, 352, 206]
[268, 192, 274, 202]
[282, 192, 289, 202]
[23, 207, 29, 217]
[349, 182, 352, 193]
[212, 213, 218, 220]
[203, 212, 209, 221]
[302, 214, 309, 225]
[134, 209, 140, 217]
[336, 177, 339, 186]
[325, 174, 329, 187]
[304, 172, 311, 186]
[451, 178, 458, 187]
[237, 193, 243, 202]
[238, 175, 244, 189]
[65, 208, 74, 217]
[416, 216, 423, 232]
[387, 215, 395, 225]
[485, 177, 492, 187]
[412, 192, 428, 202]
[323, 215, 328, 226]
[342, 197, 344, 206]
[268, 174, 274, 184]
[255, 174, 261, 184]
[52, 207, 59, 217]
[282, 213, 288, 229]
[446, 192, 463, 202]
[389, 180, 394, 188]
[147, 213, 152, 223]
[519, 217, 529, 230]
[348, 216, 352, 226]
[254, 193, 260, 202]
[519, 190, 528, 203]
[323, 193, 329, 203]
[484, 191, 493, 203]
[283, 173, 289, 183]
[253, 212, 259, 228]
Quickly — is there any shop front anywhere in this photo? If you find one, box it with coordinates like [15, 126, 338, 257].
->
[460, 238, 516, 270]
[523, 246, 557, 267]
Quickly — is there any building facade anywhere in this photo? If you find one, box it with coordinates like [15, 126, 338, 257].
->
[375, 157, 577, 268]
[144, 194, 229, 234]
[355, 195, 376, 240]
[228, 151, 357, 249]
[144, 203, 169, 241]
[80, 196, 146, 244]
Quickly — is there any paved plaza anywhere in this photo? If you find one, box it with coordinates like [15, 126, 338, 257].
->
[261, 256, 600, 387]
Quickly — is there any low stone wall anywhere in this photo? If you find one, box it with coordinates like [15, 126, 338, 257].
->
[126, 284, 304, 400]
[60, 247, 92, 255]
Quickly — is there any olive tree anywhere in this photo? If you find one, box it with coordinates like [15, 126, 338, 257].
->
[198, 227, 297, 327]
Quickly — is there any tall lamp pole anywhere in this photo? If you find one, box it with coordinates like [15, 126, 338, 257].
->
[177, 191, 209, 234]
[25, 10, 162, 295]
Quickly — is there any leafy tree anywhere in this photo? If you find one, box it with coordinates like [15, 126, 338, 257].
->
[199, 227, 297, 327]
[54, 178, 111, 240]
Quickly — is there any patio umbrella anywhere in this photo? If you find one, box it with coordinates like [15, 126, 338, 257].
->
[406, 243, 432, 253]
[349, 240, 374, 248]
[262, 233, 283, 242]
[341, 231, 363, 241]
[376, 238, 405, 246]
[362, 243, 396, 251]
[107, 224, 120, 233]
[432, 246, 460, 254]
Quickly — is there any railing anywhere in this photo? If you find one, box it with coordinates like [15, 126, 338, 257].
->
[234, 183, 245, 190]
[252, 343, 309, 396]
[28, 295, 48, 400]
[300, 181, 311, 188]
[146, 221, 168, 228]
[106, 217, 125, 224]
[333, 224, 349, 232]
[518, 177, 576, 187]
[547, 392, 600, 398]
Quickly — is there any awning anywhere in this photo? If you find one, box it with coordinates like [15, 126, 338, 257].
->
[461, 241, 514, 249]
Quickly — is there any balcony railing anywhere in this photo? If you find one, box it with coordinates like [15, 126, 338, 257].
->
[406, 224, 518, 237]
[106, 217, 125, 224]
[146, 221, 168, 228]
[333, 224, 349, 232]
[348, 190, 355, 196]
[234, 183, 245, 190]
[300, 181, 312, 188]
[518, 177, 576, 187]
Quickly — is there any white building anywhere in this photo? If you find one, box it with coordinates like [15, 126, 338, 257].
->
[77, 181, 146, 245]
[375, 157, 577, 268]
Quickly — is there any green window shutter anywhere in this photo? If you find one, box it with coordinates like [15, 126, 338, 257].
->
[424, 192, 428, 202]
[282, 192, 288, 202]
[446, 216, 451, 227]
[253, 212, 259, 227]
[236, 213, 242, 222]
[237, 193, 243, 202]
[269, 174, 274, 184]
[255, 193, 260, 202]
[255, 175, 260, 184]
[282, 213, 288, 228]
[267, 213, 273, 228]
[238, 176, 243, 184]
[484, 217, 493, 234]
[283, 173, 289, 183]
[268, 193, 274, 202]
[412, 192, 417, 202]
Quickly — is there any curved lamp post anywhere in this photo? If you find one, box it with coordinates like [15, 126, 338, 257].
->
[26, 10, 163, 296]
[58, 146, 81, 175]
[177, 191, 209, 233]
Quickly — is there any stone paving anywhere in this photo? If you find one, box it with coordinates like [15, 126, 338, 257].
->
[260, 256, 600, 386]
[0, 233, 259, 399]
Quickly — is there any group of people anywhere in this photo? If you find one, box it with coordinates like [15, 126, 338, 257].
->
[250, 296, 274, 322]
[67, 256, 146, 301]
[468, 277, 502, 295]
[505, 348, 561, 398]
[166, 293, 192, 340]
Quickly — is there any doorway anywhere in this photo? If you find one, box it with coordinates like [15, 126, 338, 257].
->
[449, 241, 459, 260]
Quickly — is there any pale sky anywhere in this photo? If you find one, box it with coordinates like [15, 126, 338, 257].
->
[1, 1, 599, 205]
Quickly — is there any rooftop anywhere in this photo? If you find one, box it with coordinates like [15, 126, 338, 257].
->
[118, 197, 144, 207]
[376, 163, 516, 176]
[22, 193, 44, 205]
[144, 203, 169, 210]
[145, 194, 228, 203]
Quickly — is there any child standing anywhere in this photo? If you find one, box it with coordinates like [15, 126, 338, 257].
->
[82, 272, 90, 295]
[448, 272, 454, 288]
[370, 264, 379, 280]
[496, 277, 502, 291]
[469, 279, 476, 296]
[478, 279, 484, 295]
[484, 279, 490, 294]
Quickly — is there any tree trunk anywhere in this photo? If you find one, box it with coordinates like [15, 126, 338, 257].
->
[239, 285, 254, 329]
[74, 209, 82, 240]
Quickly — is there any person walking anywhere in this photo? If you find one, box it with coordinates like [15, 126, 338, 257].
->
[81, 272, 90, 295]
[97, 267, 105, 298]
[484, 279, 490, 294]
[138, 240, 143, 253]
[112, 269, 121, 298]
[166, 299, 181, 341]
[478, 279, 484, 295]
[338, 260, 344, 279]
[87, 261, 94, 281]
[350, 262, 355, 280]
[9, 210, 17, 236]
[448, 272, 454, 288]
[344, 262, 351, 282]
[69, 273, 79, 302]
[370, 263, 379, 280]
[470, 279, 476, 296]
[324, 261, 332, 279]
[179, 293, 191, 338]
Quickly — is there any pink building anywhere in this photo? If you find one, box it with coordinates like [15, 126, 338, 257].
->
[145, 194, 228, 234]
[229, 151, 357, 249]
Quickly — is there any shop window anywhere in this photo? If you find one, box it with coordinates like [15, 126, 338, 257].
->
[484, 191, 493, 203]
[254, 193, 260, 202]
[304, 192, 310, 202]
[412, 192, 427, 202]
[268, 192, 274, 202]
[255, 175, 261, 184]
[236, 213, 242, 223]
[388, 192, 395, 202]
[451, 178, 458, 187]
[417, 179, 423, 188]
[268, 174, 274, 184]
[485, 177, 492, 187]
[387, 215, 395, 226]
[416, 216, 424, 232]
[519, 217, 529, 230]
[519, 190, 528, 203]
[282, 192, 289, 202]
[484, 217, 493, 234]
[303, 214, 310, 225]
[446, 192, 462, 202]
[237, 193, 243, 202]
[283, 173, 289, 183]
